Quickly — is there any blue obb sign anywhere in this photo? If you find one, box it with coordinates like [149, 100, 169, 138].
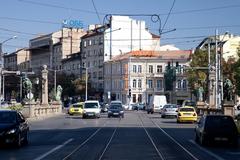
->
[62, 19, 84, 29]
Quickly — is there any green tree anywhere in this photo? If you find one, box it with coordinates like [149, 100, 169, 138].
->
[187, 49, 211, 99]
[57, 73, 76, 98]
[233, 49, 240, 96]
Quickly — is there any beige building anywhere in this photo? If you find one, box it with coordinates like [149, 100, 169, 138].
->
[197, 33, 240, 61]
[3, 48, 30, 72]
[29, 28, 86, 74]
[62, 52, 81, 77]
[104, 50, 192, 105]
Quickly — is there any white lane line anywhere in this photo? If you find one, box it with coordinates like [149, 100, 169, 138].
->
[189, 140, 225, 160]
[227, 152, 240, 155]
[152, 120, 199, 160]
[34, 138, 73, 160]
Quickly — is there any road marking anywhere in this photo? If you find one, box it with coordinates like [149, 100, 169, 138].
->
[189, 140, 225, 160]
[138, 113, 165, 160]
[227, 152, 240, 155]
[34, 138, 73, 160]
[152, 119, 199, 160]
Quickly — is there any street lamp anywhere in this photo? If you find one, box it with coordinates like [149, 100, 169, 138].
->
[0, 36, 17, 105]
[79, 66, 89, 101]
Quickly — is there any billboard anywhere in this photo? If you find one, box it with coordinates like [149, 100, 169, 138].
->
[62, 19, 84, 29]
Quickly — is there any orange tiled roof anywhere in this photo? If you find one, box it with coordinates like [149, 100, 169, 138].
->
[109, 50, 192, 62]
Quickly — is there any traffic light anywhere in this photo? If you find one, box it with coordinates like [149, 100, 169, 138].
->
[176, 61, 179, 67]
[129, 88, 131, 97]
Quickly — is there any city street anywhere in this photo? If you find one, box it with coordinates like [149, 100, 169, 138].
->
[0, 111, 239, 160]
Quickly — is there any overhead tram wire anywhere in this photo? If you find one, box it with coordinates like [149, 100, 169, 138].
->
[18, 0, 106, 15]
[19, 0, 240, 16]
[161, 0, 176, 33]
[91, 0, 101, 24]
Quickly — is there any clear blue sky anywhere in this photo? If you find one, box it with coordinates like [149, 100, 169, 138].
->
[1, 0, 240, 53]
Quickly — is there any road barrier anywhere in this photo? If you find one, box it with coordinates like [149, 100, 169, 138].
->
[21, 101, 62, 118]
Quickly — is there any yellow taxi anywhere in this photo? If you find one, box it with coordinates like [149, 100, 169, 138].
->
[177, 106, 197, 123]
[68, 102, 84, 115]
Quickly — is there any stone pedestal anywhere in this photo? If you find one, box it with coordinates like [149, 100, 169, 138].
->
[223, 101, 235, 117]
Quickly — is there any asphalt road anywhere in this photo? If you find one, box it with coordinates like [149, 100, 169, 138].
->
[0, 111, 239, 160]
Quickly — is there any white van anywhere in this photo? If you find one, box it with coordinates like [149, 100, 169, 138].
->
[83, 100, 101, 118]
[147, 95, 167, 114]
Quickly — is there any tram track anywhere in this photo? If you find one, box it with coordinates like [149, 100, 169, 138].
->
[62, 118, 120, 160]
[138, 111, 199, 160]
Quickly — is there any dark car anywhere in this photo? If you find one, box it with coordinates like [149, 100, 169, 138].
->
[0, 110, 29, 147]
[195, 115, 239, 147]
[108, 105, 124, 118]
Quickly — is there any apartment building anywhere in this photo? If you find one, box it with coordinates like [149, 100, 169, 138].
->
[62, 52, 81, 77]
[197, 33, 240, 61]
[81, 16, 161, 93]
[29, 28, 86, 74]
[3, 48, 30, 72]
[104, 50, 192, 105]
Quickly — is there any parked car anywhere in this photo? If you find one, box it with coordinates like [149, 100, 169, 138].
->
[83, 100, 101, 118]
[161, 104, 178, 118]
[138, 103, 145, 110]
[195, 115, 239, 147]
[176, 106, 197, 123]
[108, 104, 124, 118]
[147, 95, 167, 114]
[68, 102, 84, 115]
[0, 110, 29, 147]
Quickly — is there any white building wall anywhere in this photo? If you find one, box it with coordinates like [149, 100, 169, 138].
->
[104, 16, 160, 62]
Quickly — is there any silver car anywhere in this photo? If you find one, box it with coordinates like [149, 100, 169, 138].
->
[161, 104, 178, 118]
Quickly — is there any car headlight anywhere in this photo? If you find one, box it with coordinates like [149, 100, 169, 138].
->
[108, 111, 112, 113]
[120, 111, 124, 113]
[7, 128, 17, 134]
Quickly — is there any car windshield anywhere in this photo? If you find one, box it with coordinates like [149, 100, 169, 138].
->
[205, 116, 236, 129]
[72, 104, 83, 108]
[110, 105, 122, 110]
[165, 105, 177, 108]
[84, 103, 98, 108]
[0, 112, 17, 123]
[179, 108, 194, 112]
[185, 101, 195, 106]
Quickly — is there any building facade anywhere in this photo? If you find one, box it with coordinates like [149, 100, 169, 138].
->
[81, 16, 161, 94]
[104, 50, 192, 105]
[197, 33, 240, 61]
[3, 48, 30, 72]
[29, 28, 86, 74]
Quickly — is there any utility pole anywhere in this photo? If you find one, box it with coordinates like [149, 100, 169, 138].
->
[85, 67, 88, 101]
[215, 29, 219, 109]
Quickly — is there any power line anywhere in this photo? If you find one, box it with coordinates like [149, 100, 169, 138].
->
[18, 0, 106, 15]
[91, 0, 101, 24]
[168, 4, 240, 15]
[162, 0, 176, 32]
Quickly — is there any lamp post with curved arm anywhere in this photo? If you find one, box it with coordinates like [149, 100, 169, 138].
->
[0, 36, 17, 105]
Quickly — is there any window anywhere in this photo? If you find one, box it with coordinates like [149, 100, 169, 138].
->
[156, 79, 163, 89]
[177, 80, 181, 89]
[138, 65, 142, 73]
[88, 40, 92, 46]
[132, 94, 136, 103]
[148, 80, 153, 88]
[138, 79, 142, 88]
[83, 41, 87, 47]
[149, 65, 153, 73]
[133, 79, 137, 88]
[138, 94, 142, 103]
[183, 79, 187, 89]
[157, 65, 162, 73]
[133, 65, 137, 73]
